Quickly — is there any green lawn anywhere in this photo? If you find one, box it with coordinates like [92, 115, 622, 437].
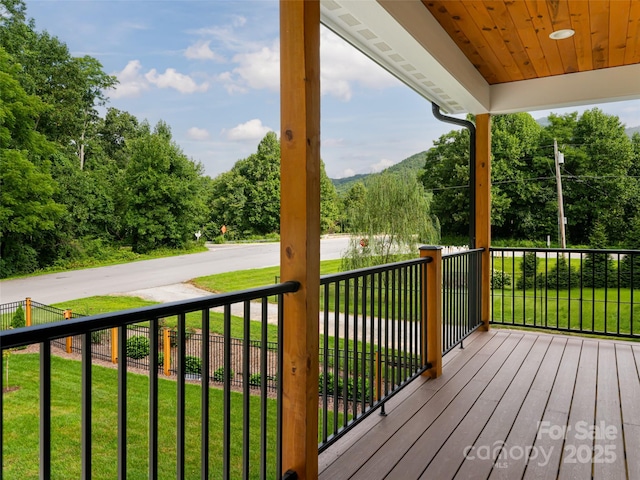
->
[491, 286, 640, 336]
[2, 354, 343, 479]
[191, 259, 343, 294]
[54, 296, 281, 344]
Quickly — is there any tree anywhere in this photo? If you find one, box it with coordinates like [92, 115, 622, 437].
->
[0, 46, 65, 277]
[0, 150, 65, 276]
[619, 212, 640, 288]
[581, 222, 616, 288]
[420, 128, 471, 238]
[209, 132, 341, 238]
[341, 173, 439, 270]
[123, 123, 207, 253]
[0, 4, 117, 168]
[320, 161, 340, 233]
[564, 109, 634, 244]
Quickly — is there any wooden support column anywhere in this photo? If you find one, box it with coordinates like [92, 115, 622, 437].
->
[280, 1, 320, 479]
[475, 114, 491, 331]
[421, 246, 442, 378]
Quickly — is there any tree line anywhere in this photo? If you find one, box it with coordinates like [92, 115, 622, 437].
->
[0, 0, 346, 278]
[420, 110, 640, 247]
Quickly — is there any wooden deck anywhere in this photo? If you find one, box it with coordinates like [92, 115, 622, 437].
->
[319, 329, 640, 480]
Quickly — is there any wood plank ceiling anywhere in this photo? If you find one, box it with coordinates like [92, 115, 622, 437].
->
[422, 0, 640, 85]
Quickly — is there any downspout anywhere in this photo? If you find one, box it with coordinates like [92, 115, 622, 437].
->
[431, 103, 476, 248]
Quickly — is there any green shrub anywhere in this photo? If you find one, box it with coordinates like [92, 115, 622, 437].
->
[249, 373, 262, 386]
[516, 252, 539, 289]
[184, 356, 202, 375]
[91, 330, 106, 344]
[619, 253, 640, 288]
[319, 371, 370, 402]
[213, 366, 234, 382]
[157, 352, 164, 367]
[126, 335, 150, 359]
[581, 252, 617, 288]
[490, 269, 511, 288]
[544, 256, 577, 289]
[11, 306, 25, 329]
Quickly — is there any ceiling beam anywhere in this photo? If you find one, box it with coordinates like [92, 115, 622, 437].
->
[489, 64, 640, 114]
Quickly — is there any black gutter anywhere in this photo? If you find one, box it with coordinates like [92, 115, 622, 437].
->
[431, 103, 477, 248]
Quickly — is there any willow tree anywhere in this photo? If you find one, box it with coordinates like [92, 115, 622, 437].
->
[341, 173, 440, 269]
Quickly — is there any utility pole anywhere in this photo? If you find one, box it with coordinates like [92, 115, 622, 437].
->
[554, 139, 567, 249]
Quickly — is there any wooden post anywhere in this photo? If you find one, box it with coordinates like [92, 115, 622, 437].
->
[64, 310, 72, 353]
[280, 1, 320, 478]
[25, 297, 32, 327]
[475, 114, 491, 331]
[421, 246, 442, 378]
[163, 328, 171, 377]
[111, 327, 118, 364]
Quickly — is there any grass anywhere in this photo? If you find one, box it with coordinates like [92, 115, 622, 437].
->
[53, 296, 281, 344]
[491, 286, 640, 337]
[191, 259, 343, 294]
[2, 354, 343, 479]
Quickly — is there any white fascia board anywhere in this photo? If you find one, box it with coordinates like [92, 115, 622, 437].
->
[320, 0, 490, 114]
[490, 63, 640, 114]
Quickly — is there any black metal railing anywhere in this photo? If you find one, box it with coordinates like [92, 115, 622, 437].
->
[441, 248, 484, 354]
[490, 247, 640, 339]
[318, 257, 430, 451]
[0, 282, 299, 480]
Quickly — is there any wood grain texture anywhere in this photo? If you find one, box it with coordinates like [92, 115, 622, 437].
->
[279, 1, 321, 478]
[421, 0, 640, 84]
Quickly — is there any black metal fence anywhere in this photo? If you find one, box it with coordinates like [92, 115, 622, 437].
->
[442, 248, 484, 354]
[318, 257, 430, 452]
[0, 298, 82, 330]
[0, 282, 299, 480]
[490, 247, 640, 339]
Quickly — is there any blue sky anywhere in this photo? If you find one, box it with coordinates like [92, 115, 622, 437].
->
[24, 1, 640, 179]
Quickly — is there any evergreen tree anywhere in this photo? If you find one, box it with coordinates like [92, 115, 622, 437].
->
[581, 222, 617, 288]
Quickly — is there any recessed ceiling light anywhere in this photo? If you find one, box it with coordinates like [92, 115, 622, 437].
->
[549, 29, 575, 40]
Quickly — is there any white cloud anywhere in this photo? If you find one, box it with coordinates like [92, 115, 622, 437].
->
[187, 127, 211, 141]
[340, 168, 356, 178]
[223, 119, 273, 141]
[110, 60, 149, 98]
[224, 42, 280, 93]
[370, 158, 394, 173]
[110, 60, 210, 98]
[145, 68, 209, 94]
[320, 27, 400, 101]
[185, 40, 224, 61]
[216, 26, 399, 100]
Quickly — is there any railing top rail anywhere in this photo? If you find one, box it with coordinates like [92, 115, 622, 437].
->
[490, 246, 640, 255]
[442, 247, 484, 259]
[0, 281, 300, 350]
[320, 257, 430, 285]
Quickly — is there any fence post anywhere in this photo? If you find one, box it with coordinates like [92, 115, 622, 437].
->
[111, 327, 118, 364]
[421, 246, 442, 378]
[163, 328, 171, 376]
[25, 297, 32, 327]
[64, 309, 72, 353]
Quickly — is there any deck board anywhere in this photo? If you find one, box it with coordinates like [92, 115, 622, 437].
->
[319, 331, 507, 480]
[319, 330, 639, 480]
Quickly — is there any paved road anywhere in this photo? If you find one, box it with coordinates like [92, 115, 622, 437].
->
[0, 236, 351, 305]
